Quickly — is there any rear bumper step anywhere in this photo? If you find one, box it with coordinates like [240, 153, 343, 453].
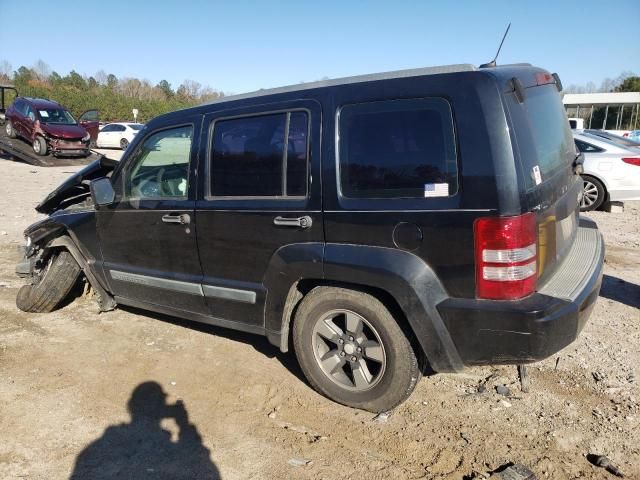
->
[437, 222, 604, 366]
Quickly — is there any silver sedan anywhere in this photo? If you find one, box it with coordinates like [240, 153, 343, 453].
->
[573, 131, 640, 211]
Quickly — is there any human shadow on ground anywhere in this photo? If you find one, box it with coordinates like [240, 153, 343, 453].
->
[118, 305, 307, 384]
[599, 274, 640, 309]
[69, 381, 220, 479]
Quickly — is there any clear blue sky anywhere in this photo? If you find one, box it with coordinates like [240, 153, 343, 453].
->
[1, 0, 638, 94]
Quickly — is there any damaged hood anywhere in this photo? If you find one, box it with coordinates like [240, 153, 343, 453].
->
[41, 123, 88, 139]
[36, 156, 119, 214]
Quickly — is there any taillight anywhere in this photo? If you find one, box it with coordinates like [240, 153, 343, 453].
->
[474, 213, 537, 300]
[535, 72, 555, 86]
[622, 157, 640, 166]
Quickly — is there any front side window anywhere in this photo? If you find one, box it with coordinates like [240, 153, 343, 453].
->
[125, 125, 193, 199]
[210, 111, 309, 197]
[338, 98, 458, 199]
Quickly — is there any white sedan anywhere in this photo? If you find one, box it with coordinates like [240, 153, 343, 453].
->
[96, 123, 144, 150]
[574, 131, 640, 211]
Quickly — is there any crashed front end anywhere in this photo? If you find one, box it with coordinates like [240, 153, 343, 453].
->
[35, 121, 91, 157]
[48, 136, 91, 157]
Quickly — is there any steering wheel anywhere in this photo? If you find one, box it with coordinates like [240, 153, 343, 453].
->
[156, 167, 183, 197]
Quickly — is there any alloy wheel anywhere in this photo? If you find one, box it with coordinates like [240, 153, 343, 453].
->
[581, 179, 599, 209]
[311, 309, 386, 391]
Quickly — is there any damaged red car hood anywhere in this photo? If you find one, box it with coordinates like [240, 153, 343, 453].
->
[41, 123, 88, 139]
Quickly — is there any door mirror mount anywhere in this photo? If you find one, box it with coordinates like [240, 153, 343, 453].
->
[90, 177, 115, 207]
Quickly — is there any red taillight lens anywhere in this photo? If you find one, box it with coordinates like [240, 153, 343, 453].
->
[474, 213, 537, 300]
[622, 157, 640, 166]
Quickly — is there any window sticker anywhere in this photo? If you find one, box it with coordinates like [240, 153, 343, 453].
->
[39, 110, 49, 117]
[424, 183, 449, 197]
[532, 165, 542, 185]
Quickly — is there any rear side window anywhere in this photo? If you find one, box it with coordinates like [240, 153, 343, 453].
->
[210, 111, 309, 197]
[338, 98, 458, 199]
[575, 139, 603, 153]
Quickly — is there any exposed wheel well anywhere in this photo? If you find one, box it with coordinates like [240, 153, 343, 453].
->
[280, 279, 429, 372]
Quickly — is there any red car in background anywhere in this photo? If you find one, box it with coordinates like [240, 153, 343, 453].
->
[4, 97, 99, 157]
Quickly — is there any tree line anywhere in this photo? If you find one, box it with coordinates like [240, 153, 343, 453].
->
[0, 59, 224, 123]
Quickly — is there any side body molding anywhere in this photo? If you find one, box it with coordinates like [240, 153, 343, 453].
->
[322, 244, 464, 373]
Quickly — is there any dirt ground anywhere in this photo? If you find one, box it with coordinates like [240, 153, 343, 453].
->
[0, 157, 638, 480]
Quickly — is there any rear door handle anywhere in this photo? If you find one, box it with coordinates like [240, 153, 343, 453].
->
[273, 215, 312, 229]
[162, 213, 191, 225]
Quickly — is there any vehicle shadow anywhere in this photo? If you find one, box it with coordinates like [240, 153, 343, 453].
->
[69, 381, 220, 479]
[599, 274, 640, 309]
[118, 305, 307, 384]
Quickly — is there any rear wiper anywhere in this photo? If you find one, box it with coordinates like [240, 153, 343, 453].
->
[573, 152, 584, 175]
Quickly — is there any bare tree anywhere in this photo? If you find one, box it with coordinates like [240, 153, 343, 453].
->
[119, 78, 143, 98]
[178, 79, 202, 100]
[0, 60, 12, 82]
[95, 70, 108, 86]
[32, 59, 51, 82]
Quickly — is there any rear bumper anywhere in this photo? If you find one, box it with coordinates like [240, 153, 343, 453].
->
[437, 220, 604, 366]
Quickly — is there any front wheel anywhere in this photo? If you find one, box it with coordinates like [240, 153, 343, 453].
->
[6, 121, 17, 138]
[32, 135, 47, 156]
[16, 250, 81, 313]
[580, 175, 606, 212]
[293, 287, 420, 412]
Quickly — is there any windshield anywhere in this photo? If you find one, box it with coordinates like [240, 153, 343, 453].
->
[38, 108, 76, 125]
[129, 124, 144, 131]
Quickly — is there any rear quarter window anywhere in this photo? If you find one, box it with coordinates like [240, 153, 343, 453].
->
[338, 98, 458, 199]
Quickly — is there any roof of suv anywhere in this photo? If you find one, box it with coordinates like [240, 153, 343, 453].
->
[202, 64, 478, 106]
[196, 62, 539, 110]
[20, 97, 63, 109]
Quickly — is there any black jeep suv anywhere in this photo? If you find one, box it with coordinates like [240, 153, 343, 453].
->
[16, 63, 604, 412]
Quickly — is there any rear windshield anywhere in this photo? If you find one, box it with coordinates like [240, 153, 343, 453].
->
[508, 85, 575, 188]
[585, 131, 640, 148]
[129, 124, 144, 130]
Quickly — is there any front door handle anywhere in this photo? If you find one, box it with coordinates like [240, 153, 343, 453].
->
[162, 213, 191, 225]
[273, 215, 312, 229]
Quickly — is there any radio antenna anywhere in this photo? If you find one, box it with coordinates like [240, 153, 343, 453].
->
[480, 23, 511, 68]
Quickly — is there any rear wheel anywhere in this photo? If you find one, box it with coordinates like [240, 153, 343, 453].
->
[5, 121, 16, 138]
[120, 138, 129, 150]
[580, 175, 606, 212]
[16, 250, 81, 313]
[293, 287, 420, 412]
[32, 135, 47, 156]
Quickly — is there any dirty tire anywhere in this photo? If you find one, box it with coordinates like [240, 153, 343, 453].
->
[33, 135, 47, 156]
[5, 121, 17, 138]
[16, 250, 81, 313]
[293, 287, 420, 412]
[580, 175, 606, 212]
